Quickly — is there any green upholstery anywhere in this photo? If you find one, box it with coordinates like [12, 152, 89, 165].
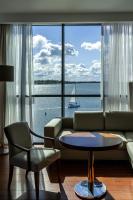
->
[44, 111, 133, 166]
[97, 131, 127, 150]
[11, 147, 60, 172]
[44, 118, 62, 147]
[44, 118, 62, 138]
[56, 129, 74, 150]
[5, 122, 61, 169]
[74, 111, 104, 131]
[4, 122, 61, 198]
[125, 132, 133, 142]
[62, 117, 73, 129]
[5, 122, 32, 157]
[105, 111, 133, 131]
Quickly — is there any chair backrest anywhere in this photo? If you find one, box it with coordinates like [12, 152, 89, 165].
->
[4, 122, 32, 158]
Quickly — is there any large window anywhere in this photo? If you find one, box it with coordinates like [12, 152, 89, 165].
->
[64, 25, 101, 116]
[32, 25, 102, 140]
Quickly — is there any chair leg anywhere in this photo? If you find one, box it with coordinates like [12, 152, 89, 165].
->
[25, 170, 29, 178]
[8, 165, 14, 189]
[56, 159, 61, 183]
[34, 171, 39, 199]
[56, 159, 61, 199]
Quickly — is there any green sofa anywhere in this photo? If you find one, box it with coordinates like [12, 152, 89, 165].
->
[44, 111, 133, 167]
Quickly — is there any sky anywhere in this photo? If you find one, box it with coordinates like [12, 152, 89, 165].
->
[32, 25, 101, 82]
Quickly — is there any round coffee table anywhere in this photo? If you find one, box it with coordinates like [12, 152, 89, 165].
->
[59, 131, 123, 199]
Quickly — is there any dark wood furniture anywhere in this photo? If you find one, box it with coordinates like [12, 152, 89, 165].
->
[59, 131, 123, 199]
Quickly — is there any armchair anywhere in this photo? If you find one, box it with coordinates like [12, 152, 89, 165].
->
[4, 122, 61, 199]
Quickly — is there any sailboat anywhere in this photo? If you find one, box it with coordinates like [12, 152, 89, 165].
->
[68, 84, 80, 108]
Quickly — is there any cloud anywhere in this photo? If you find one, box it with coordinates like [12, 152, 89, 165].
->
[88, 60, 101, 80]
[64, 63, 96, 81]
[33, 35, 79, 67]
[81, 41, 101, 51]
[65, 43, 79, 56]
[34, 60, 101, 81]
[33, 35, 48, 49]
[34, 62, 61, 80]
[33, 35, 101, 81]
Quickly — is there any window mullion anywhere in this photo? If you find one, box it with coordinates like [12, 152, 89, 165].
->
[61, 24, 65, 117]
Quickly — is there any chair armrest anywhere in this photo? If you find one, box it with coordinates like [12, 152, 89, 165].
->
[44, 118, 62, 148]
[30, 129, 55, 146]
[12, 143, 30, 152]
[44, 118, 62, 138]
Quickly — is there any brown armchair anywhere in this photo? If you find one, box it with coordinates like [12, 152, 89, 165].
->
[4, 122, 61, 199]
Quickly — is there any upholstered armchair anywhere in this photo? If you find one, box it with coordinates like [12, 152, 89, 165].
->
[4, 122, 61, 199]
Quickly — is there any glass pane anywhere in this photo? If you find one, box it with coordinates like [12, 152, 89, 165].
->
[65, 82, 100, 95]
[32, 26, 61, 95]
[65, 97, 102, 117]
[64, 25, 101, 95]
[32, 97, 61, 142]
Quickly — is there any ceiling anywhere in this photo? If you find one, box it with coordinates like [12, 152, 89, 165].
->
[0, 0, 133, 14]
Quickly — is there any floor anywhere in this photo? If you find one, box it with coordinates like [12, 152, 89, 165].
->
[0, 155, 133, 200]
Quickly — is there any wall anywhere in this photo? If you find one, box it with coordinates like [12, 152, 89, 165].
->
[0, 12, 133, 23]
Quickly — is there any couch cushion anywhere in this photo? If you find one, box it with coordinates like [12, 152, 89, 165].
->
[105, 112, 133, 131]
[96, 131, 127, 150]
[125, 132, 133, 142]
[74, 111, 104, 131]
[62, 118, 73, 129]
[56, 129, 74, 150]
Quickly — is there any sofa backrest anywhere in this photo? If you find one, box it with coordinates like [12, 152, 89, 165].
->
[74, 111, 104, 131]
[62, 117, 73, 129]
[105, 111, 133, 131]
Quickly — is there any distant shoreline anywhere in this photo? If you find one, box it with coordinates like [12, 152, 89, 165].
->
[34, 80, 100, 84]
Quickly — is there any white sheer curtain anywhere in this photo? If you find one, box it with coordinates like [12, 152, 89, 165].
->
[103, 23, 133, 111]
[6, 24, 33, 127]
[0, 25, 8, 147]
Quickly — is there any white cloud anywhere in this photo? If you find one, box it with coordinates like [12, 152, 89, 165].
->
[33, 35, 48, 49]
[88, 60, 101, 80]
[81, 41, 101, 51]
[33, 35, 101, 81]
[33, 34, 78, 55]
[34, 62, 61, 80]
[33, 35, 78, 67]
[65, 43, 79, 56]
[34, 60, 101, 81]
[64, 63, 98, 81]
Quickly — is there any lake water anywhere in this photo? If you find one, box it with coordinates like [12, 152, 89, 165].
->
[32, 82, 102, 142]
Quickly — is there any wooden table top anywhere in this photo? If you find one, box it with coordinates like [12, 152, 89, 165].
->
[59, 132, 123, 151]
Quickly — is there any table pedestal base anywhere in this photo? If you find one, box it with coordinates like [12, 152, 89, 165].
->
[74, 180, 106, 199]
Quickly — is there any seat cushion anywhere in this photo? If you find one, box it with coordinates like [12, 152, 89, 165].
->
[125, 132, 133, 142]
[74, 111, 104, 131]
[97, 131, 127, 150]
[11, 147, 60, 172]
[56, 129, 74, 150]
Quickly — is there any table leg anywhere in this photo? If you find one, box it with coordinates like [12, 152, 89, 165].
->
[88, 151, 94, 194]
[74, 151, 106, 199]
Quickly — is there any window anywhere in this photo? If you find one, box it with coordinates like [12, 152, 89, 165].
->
[32, 25, 102, 141]
[64, 25, 101, 116]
